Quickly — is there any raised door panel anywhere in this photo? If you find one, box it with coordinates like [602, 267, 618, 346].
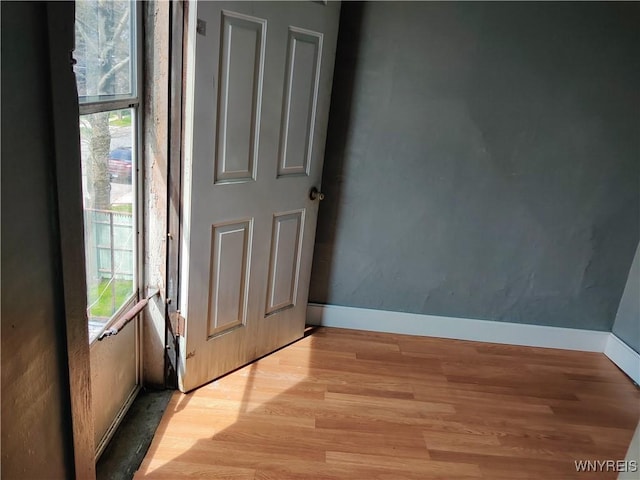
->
[277, 28, 322, 177]
[215, 12, 266, 183]
[265, 210, 304, 315]
[207, 221, 252, 336]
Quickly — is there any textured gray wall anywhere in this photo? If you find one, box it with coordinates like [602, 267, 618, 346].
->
[310, 2, 640, 331]
[1, 2, 74, 478]
[612, 245, 640, 352]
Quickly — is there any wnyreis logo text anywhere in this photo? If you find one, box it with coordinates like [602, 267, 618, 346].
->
[574, 460, 638, 472]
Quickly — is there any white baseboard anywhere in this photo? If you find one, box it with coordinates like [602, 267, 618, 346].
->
[307, 303, 610, 352]
[604, 334, 640, 385]
[307, 303, 640, 382]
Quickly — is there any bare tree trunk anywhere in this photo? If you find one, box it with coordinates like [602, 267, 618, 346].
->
[78, 1, 130, 211]
[88, 112, 111, 210]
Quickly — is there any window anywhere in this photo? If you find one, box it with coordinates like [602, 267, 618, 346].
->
[75, 0, 140, 342]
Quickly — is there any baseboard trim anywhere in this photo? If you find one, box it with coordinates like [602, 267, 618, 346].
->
[307, 303, 610, 352]
[604, 334, 640, 385]
[307, 303, 640, 382]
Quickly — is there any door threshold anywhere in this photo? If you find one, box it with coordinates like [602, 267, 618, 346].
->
[96, 388, 173, 480]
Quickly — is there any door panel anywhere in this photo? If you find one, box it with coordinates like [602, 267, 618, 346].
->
[278, 28, 322, 177]
[180, 1, 340, 392]
[215, 12, 265, 183]
[266, 210, 304, 315]
[90, 319, 139, 457]
[207, 220, 252, 336]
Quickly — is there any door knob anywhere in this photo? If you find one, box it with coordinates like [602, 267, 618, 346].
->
[309, 187, 325, 201]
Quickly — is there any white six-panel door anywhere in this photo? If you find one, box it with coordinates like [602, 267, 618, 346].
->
[179, 1, 340, 392]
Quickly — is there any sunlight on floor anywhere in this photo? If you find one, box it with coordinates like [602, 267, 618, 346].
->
[136, 336, 313, 476]
[133, 328, 640, 480]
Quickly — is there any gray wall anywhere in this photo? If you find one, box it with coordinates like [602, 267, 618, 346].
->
[310, 2, 640, 331]
[1, 2, 74, 478]
[612, 244, 640, 352]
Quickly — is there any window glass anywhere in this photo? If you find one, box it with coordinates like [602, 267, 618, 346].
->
[75, 1, 135, 102]
[80, 109, 135, 341]
[75, 0, 139, 343]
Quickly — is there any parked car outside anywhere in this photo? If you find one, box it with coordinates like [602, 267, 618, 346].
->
[108, 146, 132, 183]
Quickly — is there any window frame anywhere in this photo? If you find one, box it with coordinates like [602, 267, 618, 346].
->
[77, 0, 144, 344]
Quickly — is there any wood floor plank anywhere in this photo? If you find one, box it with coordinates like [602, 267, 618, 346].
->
[135, 327, 639, 479]
[326, 382, 415, 400]
[325, 451, 481, 477]
[137, 459, 255, 479]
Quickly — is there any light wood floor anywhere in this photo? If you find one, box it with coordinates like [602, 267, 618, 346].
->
[136, 327, 639, 479]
